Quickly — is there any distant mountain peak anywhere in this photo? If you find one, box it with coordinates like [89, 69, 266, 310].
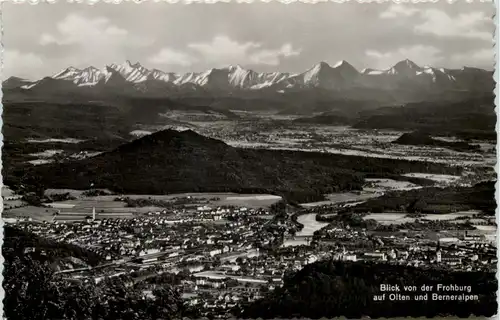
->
[332, 60, 359, 76]
[109, 60, 143, 70]
[133, 128, 227, 149]
[306, 62, 332, 76]
[107, 60, 150, 83]
[296, 60, 359, 89]
[104, 65, 116, 73]
[4, 76, 28, 82]
[146, 68, 179, 83]
[124, 60, 141, 68]
[82, 66, 99, 71]
[461, 66, 485, 72]
[228, 64, 244, 70]
[2, 76, 32, 89]
[387, 59, 422, 76]
[53, 66, 81, 78]
[333, 60, 353, 69]
[394, 59, 420, 70]
[315, 61, 332, 69]
[179, 129, 201, 136]
[310, 60, 358, 73]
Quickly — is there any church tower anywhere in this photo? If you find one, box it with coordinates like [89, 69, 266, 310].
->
[436, 250, 442, 263]
[435, 240, 442, 263]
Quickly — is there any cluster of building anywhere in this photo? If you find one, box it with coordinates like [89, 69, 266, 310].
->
[314, 223, 497, 272]
[10, 194, 497, 317]
[19, 206, 275, 259]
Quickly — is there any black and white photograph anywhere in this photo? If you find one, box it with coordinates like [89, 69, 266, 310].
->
[1, 1, 497, 319]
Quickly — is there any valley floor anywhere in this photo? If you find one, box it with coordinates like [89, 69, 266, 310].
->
[3, 113, 497, 319]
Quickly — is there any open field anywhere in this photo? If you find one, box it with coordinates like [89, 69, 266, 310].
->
[44, 190, 282, 207]
[299, 177, 413, 207]
[401, 173, 461, 184]
[28, 159, 53, 165]
[421, 211, 481, 221]
[363, 213, 414, 225]
[3, 192, 283, 222]
[26, 138, 85, 144]
[88, 192, 279, 208]
[215, 194, 282, 208]
[28, 149, 65, 158]
[3, 199, 26, 210]
[44, 189, 114, 197]
[48, 199, 128, 209]
[364, 178, 421, 191]
[363, 210, 481, 225]
[300, 191, 382, 207]
[3, 205, 59, 222]
[328, 190, 382, 201]
[55, 213, 135, 221]
[474, 225, 496, 231]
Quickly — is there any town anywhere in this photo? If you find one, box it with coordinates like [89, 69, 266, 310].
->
[7, 189, 497, 318]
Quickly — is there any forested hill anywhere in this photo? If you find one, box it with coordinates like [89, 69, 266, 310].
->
[393, 131, 481, 153]
[3, 226, 188, 320]
[3, 226, 103, 267]
[12, 129, 462, 203]
[345, 180, 496, 215]
[354, 95, 496, 140]
[237, 260, 497, 319]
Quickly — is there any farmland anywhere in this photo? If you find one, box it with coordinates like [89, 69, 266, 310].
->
[363, 210, 480, 225]
[3, 189, 283, 222]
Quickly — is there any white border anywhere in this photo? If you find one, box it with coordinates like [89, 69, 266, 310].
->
[0, 1, 498, 319]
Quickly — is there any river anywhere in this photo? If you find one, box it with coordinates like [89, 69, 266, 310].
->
[296, 213, 329, 236]
[282, 213, 329, 247]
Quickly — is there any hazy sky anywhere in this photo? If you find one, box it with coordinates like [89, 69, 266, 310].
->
[3, 1, 495, 80]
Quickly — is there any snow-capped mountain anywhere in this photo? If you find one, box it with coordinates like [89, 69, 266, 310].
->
[148, 69, 178, 82]
[4, 59, 493, 98]
[227, 65, 290, 89]
[359, 59, 493, 91]
[52, 61, 174, 87]
[168, 65, 291, 90]
[53, 66, 113, 86]
[252, 71, 290, 89]
[416, 67, 456, 85]
[228, 65, 258, 88]
[191, 68, 232, 89]
[108, 61, 151, 83]
[173, 72, 200, 86]
[363, 59, 427, 78]
[275, 60, 361, 90]
[387, 59, 422, 77]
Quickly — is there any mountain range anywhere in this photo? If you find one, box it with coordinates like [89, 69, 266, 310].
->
[4, 59, 493, 100]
